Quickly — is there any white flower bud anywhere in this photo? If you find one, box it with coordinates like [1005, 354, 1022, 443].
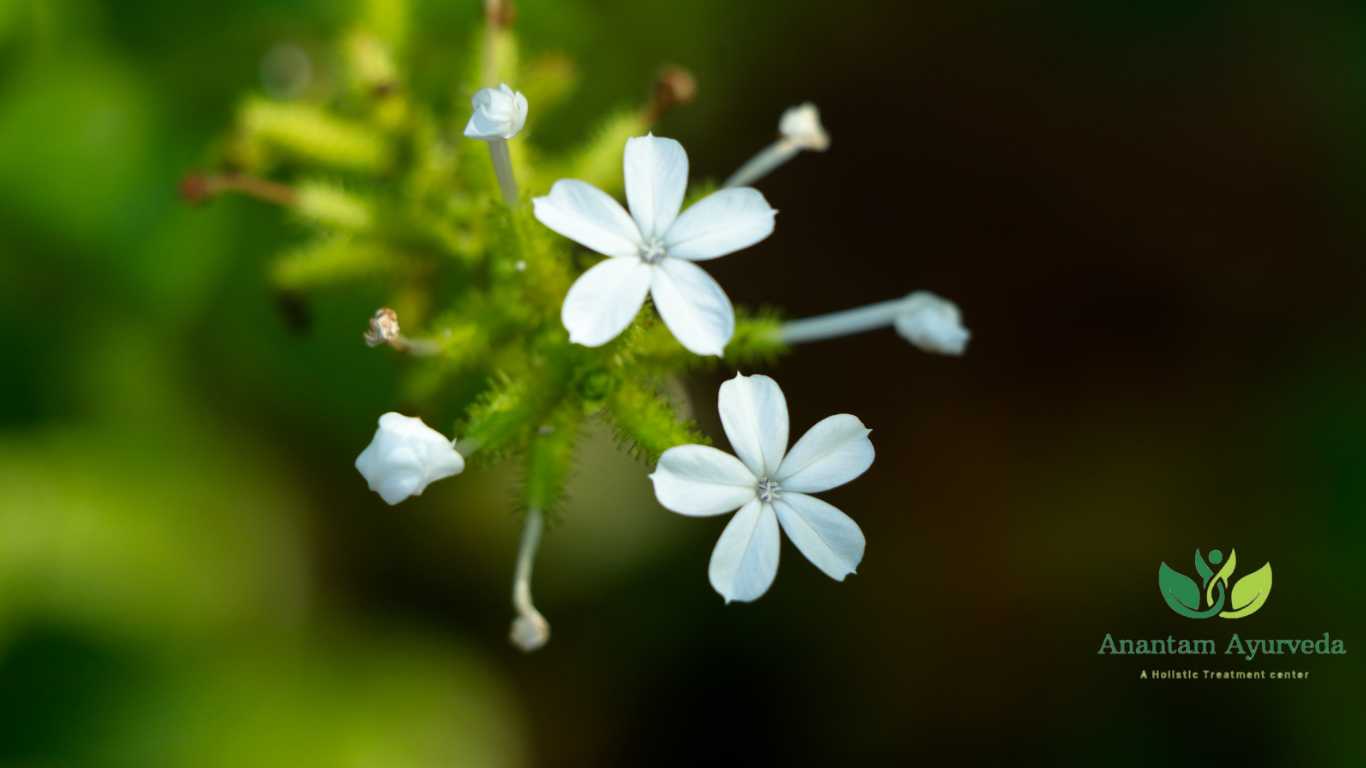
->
[894, 292, 970, 356]
[464, 84, 528, 141]
[509, 613, 550, 652]
[355, 413, 465, 505]
[779, 102, 830, 152]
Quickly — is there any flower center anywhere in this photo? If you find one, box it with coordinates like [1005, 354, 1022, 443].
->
[756, 478, 781, 503]
[640, 239, 667, 264]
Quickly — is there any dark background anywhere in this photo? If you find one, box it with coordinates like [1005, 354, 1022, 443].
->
[1, 0, 1364, 765]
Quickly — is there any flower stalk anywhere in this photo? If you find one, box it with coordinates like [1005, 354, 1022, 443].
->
[509, 507, 550, 652]
[487, 138, 519, 206]
[482, 0, 516, 86]
[723, 141, 799, 189]
[779, 296, 910, 344]
[779, 291, 970, 355]
[180, 172, 297, 207]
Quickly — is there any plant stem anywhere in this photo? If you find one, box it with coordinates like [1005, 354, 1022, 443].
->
[184, 173, 298, 206]
[723, 139, 799, 188]
[487, 139, 519, 206]
[509, 507, 550, 652]
[779, 296, 915, 344]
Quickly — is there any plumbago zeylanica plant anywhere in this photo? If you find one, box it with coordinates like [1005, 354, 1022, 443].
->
[183, 1, 970, 652]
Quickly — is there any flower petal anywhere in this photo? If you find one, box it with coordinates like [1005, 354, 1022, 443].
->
[649, 259, 734, 357]
[775, 414, 874, 493]
[663, 187, 776, 261]
[717, 373, 789, 478]
[624, 134, 688, 241]
[708, 499, 780, 603]
[560, 257, 652, 347]
[651, 444, 757, 516]
[774, 492, 865, 581]
[533, 179, 641, 258]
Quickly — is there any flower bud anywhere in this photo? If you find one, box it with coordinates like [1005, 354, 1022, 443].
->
[485, 0, 517, 28]
[179, 173, 212, 205]
[779, 102, 830, 152]
[464, 84, 528, 141]
[894, 292, 970, 355]
[355, 413, 465, 505]
[646, 66, 697, 122]
[509, 613, 550, 652]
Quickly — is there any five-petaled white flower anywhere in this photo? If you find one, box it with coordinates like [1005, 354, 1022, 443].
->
[533, 134, 777, 356]
[464, 84, 528, 140]
[355, 413, 465, 505]
[650, 373, 873, 602]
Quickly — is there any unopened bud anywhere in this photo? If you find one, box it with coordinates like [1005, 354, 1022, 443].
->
[779, 103, 830, 152]
[485, 0, 517, 28]
[895, 292, 970, 355]
[510, 612, 550, 652]
[179, 174, 212, 205]
[646, 66, 697, 123]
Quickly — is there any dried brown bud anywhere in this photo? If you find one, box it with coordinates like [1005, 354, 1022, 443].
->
[485, 0, 517, 28]
[646, 66, 697, 123]
[179, 173, 213, 205]
[364, 307, 402, 347]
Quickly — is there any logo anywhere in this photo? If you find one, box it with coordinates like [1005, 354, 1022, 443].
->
[1159, 548, 1272, 620]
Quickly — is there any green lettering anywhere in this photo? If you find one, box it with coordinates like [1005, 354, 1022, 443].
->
[1098, 634, 1117, 655]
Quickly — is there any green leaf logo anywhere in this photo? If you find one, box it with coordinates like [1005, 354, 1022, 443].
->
[1157, 548, 1272, 620]
[1222, 562, 1273, 619]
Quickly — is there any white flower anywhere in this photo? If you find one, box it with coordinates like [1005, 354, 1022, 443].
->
[464, 84, 528, 141]
[650, 374, 873, 602]
[779, 103, 830, 152]
[533, 134, 777, 356]
[895, 291, 970, 355]
[355, 412, 465, 505]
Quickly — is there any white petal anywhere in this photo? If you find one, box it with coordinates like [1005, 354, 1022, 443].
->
[717, 373, 789, 478]
[663, 188, 776, 261]
[624, 134, 688, 241]
[418, 432, 466, 481]
[651, 445, 758, 516]
[774, 493, 864, 580]
[375, 466, 424, 505]
[649, 259, 734, 357]
[533, 180, 642, 258]
[708, 499, 780, 603]
[775, 414, 873, 493]
[560, 257, 652, 347]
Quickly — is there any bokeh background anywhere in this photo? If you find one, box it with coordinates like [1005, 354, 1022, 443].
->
[3, 0, 1365, 765]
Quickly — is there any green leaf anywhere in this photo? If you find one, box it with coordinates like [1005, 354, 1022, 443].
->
[1194, 549, 1212, 583]
[1206, 549, 1238, 607]
[1159, 562, 1202, 616]
[1221, 563, 1273, 619]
